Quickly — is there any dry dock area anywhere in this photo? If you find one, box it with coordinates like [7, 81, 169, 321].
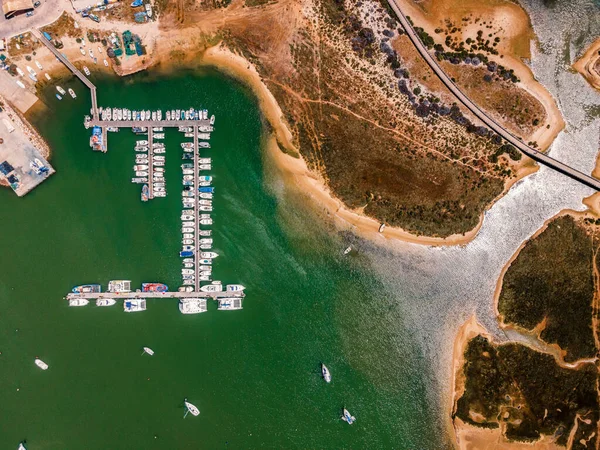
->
[0, 105, 54, 196]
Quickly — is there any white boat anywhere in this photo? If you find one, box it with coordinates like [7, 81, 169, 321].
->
[103, 59, 109, 67]
[321, 363, 332, 383]
[199, 206, 213, 212]
[198, 259, 212, 265]
[184, 399, 200, 417]
[226, 284, 245, 292]
[108, 280, 131, 293]
[199, 158, 211, 164]
[151, 111, 156, 121]
[378, 223, 386, 233]
[182, 169, 194, 175]
[35, 60, 43, 70]
[200, 283, 223, 293]
[69, 88, 76, 99]
[80, 47, 86, 55]
[18, 442, 26, 450]
[201, 252, 218, 259]
[181, 215, 194, 221]
[343, 246, 352, 255]
[69, 298, 89, 306]
[83, 66, 91, 76]
[181, 269, 194, 275]
[136, 171, 148, 177]
[154, 133, 165, 139]
[217, 298, 243, 310]
[154, 156, 165, 161]
[142, 347, 154, 356]
[157, 110, 162, 121]
[35, 358, 49, 370]
[199, 193, 213, 199]
[56, 86, 66, 95]
[136, 140, 148, 146]
[96, 299, 117, 306]
[45, 73, 51, 80]
[134, 165, 149, 171]
[16, 80, 25, 89]
[89, 49, 95, 59]
[200, 219, 212, 225]
[342, 408, 356, 424]
[179, 299, 207, 314]
[154, 161, 165, 167]
[182, 228, 194, 234]
[179, 286, 194, 292]
[198, 164, 211, 171]
[198, 230, 212, 236]
[124, 299, 146, 312]
[184, 262, 194, 268]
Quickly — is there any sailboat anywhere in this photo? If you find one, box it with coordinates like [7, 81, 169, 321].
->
[142, 347, 154, 356]
[184, 399, 200, 417]
[341, 408, 356, 424]
[18, 442, 26, 450]
[321, 363, 331, 383]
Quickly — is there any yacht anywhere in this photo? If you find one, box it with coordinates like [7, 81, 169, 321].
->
[184, 399, 200, 417]
[83, 66, 91, 76]
[199, 193, 212, 199]
[199, 158, 211, 164]
[199, 176, 212, 182]
[181, 269, 194, 275]
[153, 127, 164, 132]
[199, 206, 212, 212]
[35, 358, 49, 370]
[198, 230, 212, 236]
[69, 298, 89, 306]
[199, 142, 211, 148]
[142, 347, 154, 356]
[154, 156, 165, 161]
[136, 171, 149, 177]
[182, 228, 194, 233]
[104, 59, 109, 67]
[157, 110, 162, 121]
[342, 409, 356, 424]
[200, 283, 222, 293]
[201, 252, 218, 259]
[321, 363, 332, 383]
[136, 140, 148, 146]
[182, 245, 195, 251]
[179, 299, 207, 314]
[200, 219, 212, 225]
[133, 165, 149, 171]
[154, 161, 165, 167]
[226, 284, 245, 292]
[154, 133, 165, 139]
[151, 111, 156, 121]
[184, 263, 194, 268]
[124, 299, 146, 312]
[198, 164, 211, 171]
[135, 147, 148, 153]
[68, 88, 77, 99]
[182, 239, 194, 245]
[141, 110, 146, 121]
[72, 284, 101, 293]
[178, 286, 194, 292]
[108, 280, 131, 293]
[210, 115, 215, 125]
[96, 299, 117, 306]
[183, 258, 194, 263]
[166, 111, 171, 121]
[198, 265, 211, 271]
[198, 259, 212, 265]
[181, 215, 194, 221]
[217, 298, 243, 310]
[344, 246, 352, 255]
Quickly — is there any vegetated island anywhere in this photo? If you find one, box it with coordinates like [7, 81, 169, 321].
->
[4, 0, 563, 242]
[452, 213, 600, 449]
[574, 37, 600, 92]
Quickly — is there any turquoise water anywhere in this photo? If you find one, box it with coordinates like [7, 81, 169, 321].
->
[0, 68, 441, 448]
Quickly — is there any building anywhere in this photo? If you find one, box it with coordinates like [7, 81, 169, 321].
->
[2, 0, 33, 19]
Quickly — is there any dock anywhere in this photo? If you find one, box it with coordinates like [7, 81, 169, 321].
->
[66, 291, 244, 301]
[148, 127, 154, 199]
[193, 126, 200, 291]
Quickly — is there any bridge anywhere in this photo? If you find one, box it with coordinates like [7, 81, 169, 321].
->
[386, 0, 600, 192]
[31, 28, 99, 121]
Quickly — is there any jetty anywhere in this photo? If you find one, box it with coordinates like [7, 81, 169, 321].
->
[66, 291, 244, 301]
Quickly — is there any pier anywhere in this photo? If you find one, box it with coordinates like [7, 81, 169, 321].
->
[193, 126, 200, 291]
[148, 127, 154, 199]
[66, 291, 244, 301]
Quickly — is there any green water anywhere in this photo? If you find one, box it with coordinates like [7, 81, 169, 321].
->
[0, 68, 440, 449]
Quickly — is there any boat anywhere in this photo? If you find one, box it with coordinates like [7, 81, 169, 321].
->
[141, 184, 149, 202]
[103, 59, 109, 67]
[199, 187, 214, 193]
[199, 219, 212, 225]
[124, 299, 146, 312]
[198, 164, 211, 171]
[182, 228, 194, 234]
[107, 127, 119, 132]
[35, 358, 49, 370]
[184, 262, 194, 268]
[198, 259, 212, 265]
[56, 86, 66, 95]
[166, 111, 171, 121]
[154, 133, 165, 139]
[181, 269, 194, 275]
[343, 246, 352, 255]
[83, 66, 90, 76]
[210, 115, 215, 125]
[128, 110, 132, 120]
[179, 299, 207, 314]
[154, 192, 167, 197]
[108, 280, 131, 293]
[200, 252, 218, 259]
[55, 94, 63, 100]
[181, 142, 194, 149]
[18, 442, 26, 450]
[182, 245, 195, 252]
[142, 283, 168, 292]
[182, 239, 194, 245]
[200, 283, 223, 293]
[136, 171, 148, 177]
[342, 408, 356, 424]
[98, 46, 103, 53]
[45, 73, 51, 81]
[72, 284, 101, 293]
[184, 399, 200, 417]
[199, 230, 212, 236]
[199, 193, 213, 199]
[89, 49, 95, 59]
[226, 284, 245, 292]
[154, 156, 165, 161]
[378, 223, 386, 233]
[133, 165, 149, 171]
[96, 299, 117, 306]
[132, 177, 148, 183]
[199, 158, 211, 164]
[217, 298, 243, 310]
[199, 206, 213, 212]
[151, 111, 156, 121]
[181, 215, 194, 221]
[80, 47, 86, 55]
[321, 363, 332, 383]
[180, 251, 194, 257]
[199, 142, 211, 148]
[179, 286, 194, 292]
[142, 347, 154, 356]
[35, 60, 43, 70]
[69, 298, 89, 306]
[68, 88, 76, 98]
[136, 140, 148, 146]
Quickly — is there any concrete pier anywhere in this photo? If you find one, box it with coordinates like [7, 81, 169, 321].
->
[66, 291, 244, 301]
[148, 127, 154, 199]
[193, 126, 200, 292]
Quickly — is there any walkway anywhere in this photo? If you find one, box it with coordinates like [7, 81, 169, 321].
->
[66, 291, 244, 300]
[386, 0, 600, 192]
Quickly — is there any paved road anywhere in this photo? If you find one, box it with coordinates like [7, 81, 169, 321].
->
[0, 0, 68, 39]
[386, 0, 600, 192]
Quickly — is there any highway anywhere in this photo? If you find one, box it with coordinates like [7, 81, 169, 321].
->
[386, 0, 600, 192]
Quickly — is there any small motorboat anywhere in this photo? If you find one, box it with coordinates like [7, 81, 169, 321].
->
[343, 246, 352, 255]
[69, 299, 89, 306]
[96, 299, 117, 306]
[35, 358, 49, 370]
[321, 363, 331, 383]
[18, 442, 27, 450]
[83, 66, 91, 76]
[342, 408, 355, 424]
[56, 86, 66, 95]
[68, 88, 76, 99]
[103, 59, 109, 67]
[142, 347, 154, 356]
[184, 399, 200, 417]
[378, 223, 386, 233]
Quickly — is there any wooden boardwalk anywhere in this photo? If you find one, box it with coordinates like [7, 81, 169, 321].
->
[193, 126, 200, 291]
[90, 119, 211, 128]
[148, 127, 154, 199]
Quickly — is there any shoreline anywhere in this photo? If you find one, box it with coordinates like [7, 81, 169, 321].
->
[573, 37, 600, 92]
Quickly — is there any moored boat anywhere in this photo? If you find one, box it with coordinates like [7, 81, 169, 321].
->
[96, 299, 117, 306]
[124, 299, 146, 312]
[321, 363, 332, 383]
[200, 283, 223, 293]
[69, 298, 90, 306]
[72, 284, 101, 293]
[142, 283, 168, 292]
[179, 299, 207, 314]
[35, 358, 49, 370]
[68, 88, 76, 99]
[141, 184, 149, 202]
[108, 280, 131, 293]
[226, 284, 245, 292]
[217, 298, 243, 310]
